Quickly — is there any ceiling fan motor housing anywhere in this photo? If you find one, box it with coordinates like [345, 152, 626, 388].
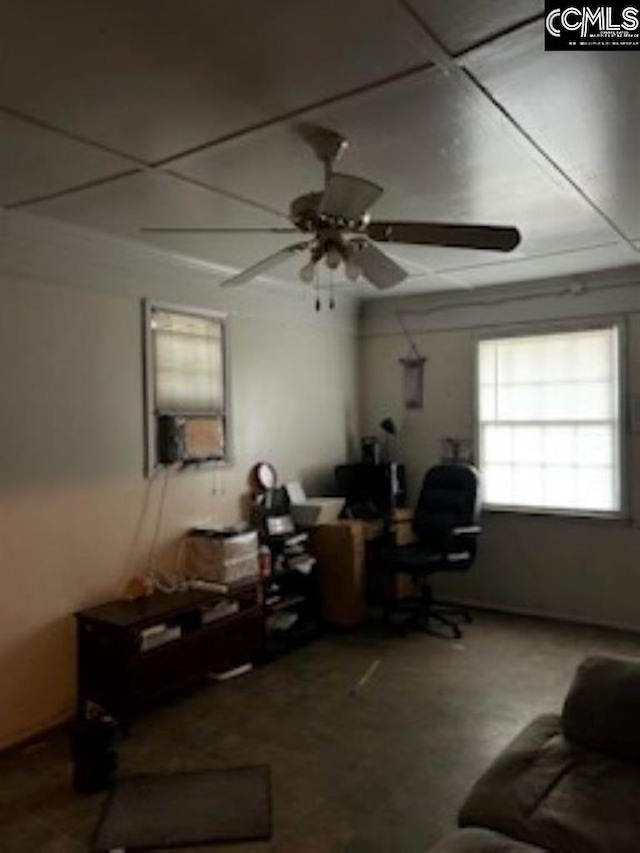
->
[289, 191, 368, 234]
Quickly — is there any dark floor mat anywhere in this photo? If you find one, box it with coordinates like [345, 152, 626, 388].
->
[92, 765, 272, 851]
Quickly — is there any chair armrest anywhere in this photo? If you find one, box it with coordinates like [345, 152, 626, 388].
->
[451, 525, 481, 536]
[442, 524, 480, 564]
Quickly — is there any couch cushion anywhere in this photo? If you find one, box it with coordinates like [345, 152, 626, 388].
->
[429, 828, 546, 852]
[460, 714, 640, 853]
[562, 654, 640, 763]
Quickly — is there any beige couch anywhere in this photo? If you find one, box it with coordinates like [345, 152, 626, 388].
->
[430, 655, 640, 853]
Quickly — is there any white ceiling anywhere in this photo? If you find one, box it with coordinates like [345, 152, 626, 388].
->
[1, 0, 639, 299]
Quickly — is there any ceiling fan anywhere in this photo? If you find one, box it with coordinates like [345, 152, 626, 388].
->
[142, 125, 521, 290]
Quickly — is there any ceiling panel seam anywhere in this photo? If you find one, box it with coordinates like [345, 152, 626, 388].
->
[0, 102, 284, 216]
[3, 170, 139, 211]
[452, 13, 545, 62]
[5, 166, 288, 219]
[4, 60, 466, 217]
[0, 102, 149, 167]
[1, 58, 444, 181]
[465, 74, 639, 254]
[434, 241, 624, 273]
[150, 60, 435, 168]
[396, 0, 640, 256]
[158, 170, 286, 217]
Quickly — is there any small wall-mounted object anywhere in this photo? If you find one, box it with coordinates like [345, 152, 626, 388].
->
[157, 414, 225, 465]
[396, 313, 426, 410]
[400, 356, 426, 409]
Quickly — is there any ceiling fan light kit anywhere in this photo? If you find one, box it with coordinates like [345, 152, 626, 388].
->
[298, 259, 316, 283]
[143, 124, 521, 294]
[344, 251, 362, 282]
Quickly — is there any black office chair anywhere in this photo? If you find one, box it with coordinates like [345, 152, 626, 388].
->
[379, 464, 481, 639]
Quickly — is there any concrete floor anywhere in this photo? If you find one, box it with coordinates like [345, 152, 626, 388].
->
[2, 611, 640, 853]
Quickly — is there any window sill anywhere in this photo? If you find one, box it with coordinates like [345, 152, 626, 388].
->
[484, 505, 629, 524]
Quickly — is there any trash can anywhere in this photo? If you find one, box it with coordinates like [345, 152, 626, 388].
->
[72, 716, 118, 793]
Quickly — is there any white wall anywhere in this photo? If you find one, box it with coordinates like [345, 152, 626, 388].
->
[360, 270, 640, 633]
[0, 212, 359, 748]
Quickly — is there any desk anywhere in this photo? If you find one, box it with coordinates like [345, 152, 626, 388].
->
[308, 520, 381, 628]
[308, 509, 414, 628]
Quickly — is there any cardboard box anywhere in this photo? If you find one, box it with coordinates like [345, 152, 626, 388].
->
[185, 530, 259, 583]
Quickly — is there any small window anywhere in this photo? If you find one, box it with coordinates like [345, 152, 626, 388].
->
[144, 302, 230, 471]
[477, 324, 621, 515]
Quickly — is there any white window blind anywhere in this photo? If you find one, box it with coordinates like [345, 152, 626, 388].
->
[477, 326, 621, 513]
[151, 309, 224, 414]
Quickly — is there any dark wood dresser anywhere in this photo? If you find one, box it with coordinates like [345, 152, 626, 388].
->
[75, 584, 264, 728]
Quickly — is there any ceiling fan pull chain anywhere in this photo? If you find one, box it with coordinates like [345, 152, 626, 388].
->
[329, 270, 335, 310]
[314, 265, 321, 312]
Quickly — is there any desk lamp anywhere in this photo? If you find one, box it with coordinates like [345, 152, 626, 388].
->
[379, 417, 397, 463]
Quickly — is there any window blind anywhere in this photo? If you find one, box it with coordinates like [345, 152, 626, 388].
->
[477, 326, 620, 513]
[152, 309, 224, 414]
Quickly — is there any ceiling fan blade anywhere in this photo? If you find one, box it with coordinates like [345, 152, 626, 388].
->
[366, 221, 521, 252]
[141, 226, 298, 235]
[221, 241, 311, 287]
[319, 172, 384, 220]
[353, 242, 408, 290]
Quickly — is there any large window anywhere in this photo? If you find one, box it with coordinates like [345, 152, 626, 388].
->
[477, 325, 621, 514]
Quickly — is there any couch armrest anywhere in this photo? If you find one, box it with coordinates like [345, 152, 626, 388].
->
[459, 715, 563, 843]
[562, 655, 640, 762]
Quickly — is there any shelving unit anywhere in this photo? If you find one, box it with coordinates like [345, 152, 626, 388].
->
[262, 562, 322, 659]
[266, 594, 306, 612]
[249, 475, 323, 656]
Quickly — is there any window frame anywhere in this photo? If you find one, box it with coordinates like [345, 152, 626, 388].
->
[473, 318, 627, 520]
[143, 299, 232, 475]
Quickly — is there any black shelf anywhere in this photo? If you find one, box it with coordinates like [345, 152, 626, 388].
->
[263, 619, 322, 659]
[265, 594, 306, 613]
[260, 530, 321, 658]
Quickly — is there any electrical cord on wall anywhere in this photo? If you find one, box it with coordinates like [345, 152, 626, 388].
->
[173, 537, 188, 584]
[146, 466, 176, 590]
[118, 463, 165, 590]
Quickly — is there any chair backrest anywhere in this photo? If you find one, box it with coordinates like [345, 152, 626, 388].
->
[412, 464, 481, 548]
